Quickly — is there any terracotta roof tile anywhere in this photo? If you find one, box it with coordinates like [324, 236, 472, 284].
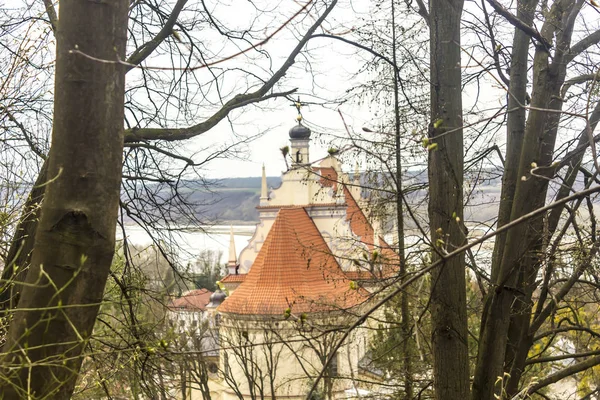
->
[315, 167, 338, 191]
[169, 289, 213, 311]
[317, 167, 399, 274]
[218, 207, 368, 315]
[221, 274, 246, 283]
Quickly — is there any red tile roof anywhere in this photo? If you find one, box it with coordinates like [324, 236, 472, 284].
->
[315, 167, 338, 191]
[316, 167, 399, 274]
[218, 207, 368, 315]
[221, 274, 246, 283]
[169, 289, 213, 311]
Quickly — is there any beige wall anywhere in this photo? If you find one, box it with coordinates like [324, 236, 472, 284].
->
[236, 157, 371, 278]
[197, 315, 369, 400]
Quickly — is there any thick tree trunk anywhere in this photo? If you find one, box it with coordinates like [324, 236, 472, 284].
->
[477, 3, 537, 394]
[472, 1, 583, 397]
[504, 100, 600, 397]
[427, 0, 469, 398]
[0, 0, 128, 398]
[489, 0, 538, 283]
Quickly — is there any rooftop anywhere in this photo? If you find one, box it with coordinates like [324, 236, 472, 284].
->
[218, 207, 368, 315]
[168, 288, 213, 312]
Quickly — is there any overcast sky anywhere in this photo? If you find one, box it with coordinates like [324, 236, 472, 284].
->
[174, 0, 381, 179]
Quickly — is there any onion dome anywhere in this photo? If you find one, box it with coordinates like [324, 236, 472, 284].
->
[289, 123, 311, 140]
[207, 289, 227, 308]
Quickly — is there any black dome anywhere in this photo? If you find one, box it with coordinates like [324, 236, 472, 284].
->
[289, 123, 311, 139]
[208, 289, 227, 308]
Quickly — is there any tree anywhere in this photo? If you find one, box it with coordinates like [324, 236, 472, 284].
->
[304, 0, 600, 398]
[0, 0, 128, 397]
[472, 1, 600, 398]
[193, 249, 224, 292]
[0, 0, 340, 397]
[426, 0, 469, 398]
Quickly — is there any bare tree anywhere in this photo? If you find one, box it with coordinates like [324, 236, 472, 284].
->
[0, 0, 129, 397]
[0, 0, 340, 397]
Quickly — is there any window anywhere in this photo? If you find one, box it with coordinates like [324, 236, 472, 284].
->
[328, 352, 338, 377]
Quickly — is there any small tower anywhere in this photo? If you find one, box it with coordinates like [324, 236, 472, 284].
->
[373, 218, 381, 250]
[352, 162, 362, 199]
[260, 164, 269, 206]
[289, 99, 311, 167]
[227, 225, 239, 275]
[206, 289, 227, 310]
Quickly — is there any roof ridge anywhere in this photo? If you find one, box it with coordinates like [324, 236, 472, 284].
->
[218, 207, 367, 315]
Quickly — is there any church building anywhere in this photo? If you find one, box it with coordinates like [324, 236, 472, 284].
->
[188, 113, 398, 399]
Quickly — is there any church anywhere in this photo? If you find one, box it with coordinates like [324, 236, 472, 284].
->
[179, 113, 398, 399]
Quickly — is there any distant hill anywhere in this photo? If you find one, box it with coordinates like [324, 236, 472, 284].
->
[182, 176, 282, 224]
[124, 166, 596, 227]
[183, 170, 505, 224]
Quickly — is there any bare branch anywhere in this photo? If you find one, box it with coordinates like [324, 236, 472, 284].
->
[411, 0, 430, 25]
[41, 0, 58, 33]
[526, 349, 600, 365]
[124, 0, 339, 142]
[125, 0, 188, 72]
[561, 72, 600, 97]
[526, 355, 600, 396]
[124, 90, 296, 142]
[567, 28, 600, 63]
[485, 0, 552, 49]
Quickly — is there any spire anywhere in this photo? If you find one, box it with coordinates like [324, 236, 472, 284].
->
[352, 162, 361, 199]
[373, 218, 381, 249]
[228, 225, 239, 275]
[289, 97, 311, 167]
[260, 164, 269, 206]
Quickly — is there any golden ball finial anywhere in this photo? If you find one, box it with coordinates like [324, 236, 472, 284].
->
[296, 114, 303, 122]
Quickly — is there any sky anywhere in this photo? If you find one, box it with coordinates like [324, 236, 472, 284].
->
[178, 0, 511, 179]
[8, 0, 596, 181]
[163, 0, 383, 179]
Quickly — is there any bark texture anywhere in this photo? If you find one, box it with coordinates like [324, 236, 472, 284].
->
[472, 0, 586, 398]
[427, 0, 469, 398]
[0, 0, 128, 397]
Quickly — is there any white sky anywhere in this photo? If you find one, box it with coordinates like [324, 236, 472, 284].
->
[166, 0, 382, 179]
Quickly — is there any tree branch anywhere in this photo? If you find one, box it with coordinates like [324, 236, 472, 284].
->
[124, 0, 339, 142]
[485, 0, 552, 49]
[41, 0, 58, 33]
[526, 355, 600, 395]
[412, 0, 430, 25]
[526, 349, 600, 365]
[533, 325, 600, 342]
[567, 28, 600, 63]
[125, 0, 188, 72]
[124, 90, 296, 142]
[561, 72, 600, 97]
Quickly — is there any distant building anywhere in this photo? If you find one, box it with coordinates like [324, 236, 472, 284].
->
[168, 288, 213, 327]
[180, 115, 398, 399]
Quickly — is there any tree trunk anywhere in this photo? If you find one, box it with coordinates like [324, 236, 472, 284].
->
[427, 0, 469, 398]
[0, 0, 128, 397]
[391, 0, 412, 397]
[489, 0, 538, 284]
[472, 1, 583, 397]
